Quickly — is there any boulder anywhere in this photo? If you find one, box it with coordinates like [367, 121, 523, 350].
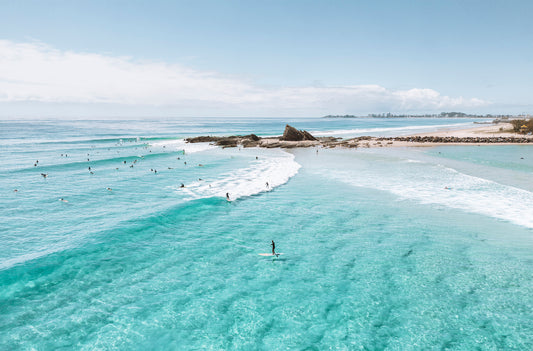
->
[302, 130, 318, 141]
[215, 138, 238, 147]
[280, 124, 317, 141]
[185, 136, 219, 143]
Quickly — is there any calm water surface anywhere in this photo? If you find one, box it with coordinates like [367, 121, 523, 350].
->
[0, 118, 531, 350]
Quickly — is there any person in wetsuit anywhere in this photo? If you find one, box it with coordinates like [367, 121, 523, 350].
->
[271, 240, 275, 255]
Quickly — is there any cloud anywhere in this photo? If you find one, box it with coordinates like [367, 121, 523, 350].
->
[0, 40, 490, 115]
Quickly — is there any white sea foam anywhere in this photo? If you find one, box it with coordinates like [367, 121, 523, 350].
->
[318, 155, 533, 229]
[173, 149, 301, 201]
[150, 139, 217, 153]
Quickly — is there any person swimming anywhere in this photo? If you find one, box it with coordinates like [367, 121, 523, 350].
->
[271, 240, 275, 255]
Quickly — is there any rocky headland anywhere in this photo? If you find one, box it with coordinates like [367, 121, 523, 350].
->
[185, 123, 533, 149]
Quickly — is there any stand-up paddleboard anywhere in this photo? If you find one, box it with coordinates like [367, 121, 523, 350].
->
[259, 253, 283, 257]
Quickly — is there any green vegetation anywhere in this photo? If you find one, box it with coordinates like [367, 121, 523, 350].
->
[510, 118, 533, 133]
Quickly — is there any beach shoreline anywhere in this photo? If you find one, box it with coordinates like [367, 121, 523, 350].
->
[186, 122, 533, 149]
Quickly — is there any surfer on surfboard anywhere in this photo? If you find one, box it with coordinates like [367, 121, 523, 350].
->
[259, 241, 282, 257]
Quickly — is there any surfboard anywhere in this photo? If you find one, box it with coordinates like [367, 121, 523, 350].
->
[259, 253, 283, 257]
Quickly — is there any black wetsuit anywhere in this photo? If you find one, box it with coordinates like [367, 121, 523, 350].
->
[271, 241, 275, 255]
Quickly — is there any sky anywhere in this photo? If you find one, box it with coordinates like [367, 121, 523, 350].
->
[0, 0, 532, 118]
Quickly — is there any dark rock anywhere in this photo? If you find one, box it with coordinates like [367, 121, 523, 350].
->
[301, 130, 318, 141]
[185, 136, 219, 143]
[281, 125, 302, 141]
[215, 139, 238, 147]
[280, 124, 317, 141]
[241, 140, 260, 147]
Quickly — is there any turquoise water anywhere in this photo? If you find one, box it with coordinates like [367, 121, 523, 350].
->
[1, 118, 532, 349]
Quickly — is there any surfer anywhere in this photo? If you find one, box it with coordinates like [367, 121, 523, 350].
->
[226, 192, 230, 201]
[266, 182, 269, 188]
[271, 240, 275, 255]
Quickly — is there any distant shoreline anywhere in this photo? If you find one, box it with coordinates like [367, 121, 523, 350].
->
[323, 115, 515, 119]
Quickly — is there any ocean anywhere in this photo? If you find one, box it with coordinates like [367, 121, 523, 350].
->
[1, 117, 532, 350]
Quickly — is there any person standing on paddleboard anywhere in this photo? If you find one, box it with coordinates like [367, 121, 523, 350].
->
[271, 240, 275, 255]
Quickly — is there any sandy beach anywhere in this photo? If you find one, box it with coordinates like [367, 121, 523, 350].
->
[357, 122, 533, 148]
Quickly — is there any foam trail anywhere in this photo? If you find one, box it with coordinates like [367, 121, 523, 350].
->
[150, 139, 217, 153]
[318, 155, 533, 229]
[174, 149, 301, 201]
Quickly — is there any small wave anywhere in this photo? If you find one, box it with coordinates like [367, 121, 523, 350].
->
[319, 157, 533, 229]
[0, 244, 73, 271]
[150, 139, 217, 154]
[172, 149, 301, 201]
